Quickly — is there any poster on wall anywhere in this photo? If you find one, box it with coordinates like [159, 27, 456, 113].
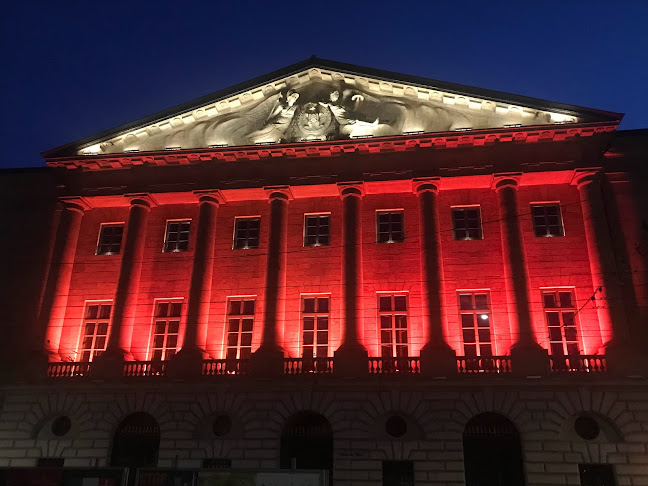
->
[196, 471, 255, 486]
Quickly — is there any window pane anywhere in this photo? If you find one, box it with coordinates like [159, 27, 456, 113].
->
[379, 296, 392, 312]
[381, 330, 392, 345]
[154, 336, 164, 348]
[461, 314, 474, 328]
[242, 300, 255, 315]
[228, 301, 241, 315]
[97, 323, 108, 335]
[395, 314, 407, 329]
[241, 318, 253, 332]
[459, 294, 473, 310]
[567, 343, 580, 355]
[559, 292, 573, 308]
[317, 317, 328, 330]
[474, 294, 488, 309]
[317, 331, 328, 344]
[166, 335, 177, 348]
[228, 319, 240, 332]
[303, 298, 315, 313]
[478, 329, 491, 343]
[543, 293, 557, 308]
[549, 327, 562, 341]
[240, 334, 252, 347]
[168, 321, 180, 334]
[227, 334, 239, 347]
[563, 312, 575, 327]
[464, 344, 476, 357]
[85, 323, 95, 334]
[480, 344, 493, 356]
[477, 314, 490, 327]
[564, 326, 578, 342]
[380, 315, 392, 329]
[86, 305, 98, 319]
[155, 322, 166, 334]
[546, 312, 560, 326]
[463, 329, 476, 344]
[394, 296, 407, 311]
[396, 329, 408, 345]
[303, 333, 313, 345]
[303, 317, 314, 331]
[170, 303, 182, 317]
[317, 298, 329, 313]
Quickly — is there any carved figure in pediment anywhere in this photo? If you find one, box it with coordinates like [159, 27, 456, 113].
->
[248, 90, 300, 144]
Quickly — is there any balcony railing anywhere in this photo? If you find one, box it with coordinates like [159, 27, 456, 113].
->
[202, 359, 248, 376]
[456, 356, 512, 374]
[284, 357, 334, 374]
[550, 355, 606, 373]
[368, 357, 421, 374]
[47, 362, 90, 378]
[123, 361, 167, 377]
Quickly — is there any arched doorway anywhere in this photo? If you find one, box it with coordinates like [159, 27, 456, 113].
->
[463, 412, 525, 486]
[280, 411, 333, 483]
[111, 412, 160, 486]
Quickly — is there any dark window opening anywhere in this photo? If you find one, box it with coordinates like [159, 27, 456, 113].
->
[304, 214, 330, 246]
[97, 224, 123, 255]
[386, 416, 408, 438]
[212, 414, 232, 437]
[452, 207, 483, 240]
[111, 412, 160, 486]
[579, 464, 616, 486]
[377, 211, 404, 243]
[531, 204, 564, 237]
[280, 412, 333, 485]
[163, 220, 191, 252]
[234, 218, 260, 249]
[383, 460, 414, 486]
[463, 413, 525, 486]
[575, 415, 600, 440]
[202, 458, 232, 469]
[51, 416, 71, 437]
[37, 458, 65, 468]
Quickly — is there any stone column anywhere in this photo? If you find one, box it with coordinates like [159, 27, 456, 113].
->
[574, 171, 636, 374]
[334, 183, 368, 376]
[249, 187, 290, 376]
[40, 197, 88, 362]
[92, 194, 155, 378]
[168, 191, 222, 378]
[494, 176, 548, 376]
[414, 179, 456, 376]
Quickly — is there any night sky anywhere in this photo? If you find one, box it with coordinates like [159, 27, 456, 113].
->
[1, 1, 646, 169]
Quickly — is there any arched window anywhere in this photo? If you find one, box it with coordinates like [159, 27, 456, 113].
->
[280, 412, 333, 484]
[111, 412, 160, 486]
[463, 413, 525, 486]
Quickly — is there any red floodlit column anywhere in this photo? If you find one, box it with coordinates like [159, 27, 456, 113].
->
[334, 183, 368, 376]
[40, 197, 88, 362]
[92, 194, 155, 377]
[574, 171, 636, 374]
[249, 187, 290, 376]
[494, 176, 549, 376]
[168, 191, 222, 378]
[414, 180, 456, 376]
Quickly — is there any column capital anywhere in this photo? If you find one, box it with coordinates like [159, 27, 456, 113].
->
[124, 193, 158, 209]
[413, 177, 440, 195]
[571, 168, 603, 188]
[337, 182, 365, 199]
[492, 173, 522, 191]
[58, 196, 91, 213]
[264, 185, 293, 201]
[193, 189, 225, 206]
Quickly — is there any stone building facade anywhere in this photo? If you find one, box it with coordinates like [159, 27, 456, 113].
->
[0, 58, 646, 486]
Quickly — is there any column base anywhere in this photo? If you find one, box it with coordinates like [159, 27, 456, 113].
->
[167, 347, 205, 379]
[90, 350, 130, 380]
[419, 343, 457, 377]
[601, 340, 647, 377]
[510, 343, 549, 377]
[248, 346, 285, 377]
[334, 344, 369, 377]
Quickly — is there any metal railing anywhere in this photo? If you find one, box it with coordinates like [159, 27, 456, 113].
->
[456, 356, 512, 374]
[284, 357, 334, 374]
[123, 361, 167, 377]
[202, 359, 248, 375]
[368, 357, 421, 374]
[47, 362, 90, 378]
[550, 355, 606, 373]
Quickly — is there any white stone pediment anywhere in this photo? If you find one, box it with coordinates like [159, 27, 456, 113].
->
[60, 61, 618, 157]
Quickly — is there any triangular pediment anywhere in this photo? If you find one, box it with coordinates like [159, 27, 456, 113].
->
[43, 58, 623, 158]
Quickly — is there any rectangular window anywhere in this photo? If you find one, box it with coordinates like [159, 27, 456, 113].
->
[233, 218, 260, 249]
[578, 464, 616, 486]
[458, 292, 493, 357]
[543, 289, 580, 356]
[150, 301, 182, 360]
[378, 294, 408, 358]
[302, 296, 330, 358]
[78, 302, 111, 362]
[531, 203, 564, 237]
[163, 220, 191, 252]
[382, 461, 414, 486]
[452, 206, 483, 240]
[37, 458, 65, 468]
[96, 224, 124, 255]
[377, 211, 404, 243]
[304, 214, 330, 247]
[226, 298, 255, 359]
[202, 458, 232, 469]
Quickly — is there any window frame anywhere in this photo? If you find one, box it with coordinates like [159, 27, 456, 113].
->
[77, 301, 112, 362]
[457, 291, 493, 358]
[542, 288, 580, 357]
[96, 223, 124, 255]
[162, 219, 191, 253]
[300, 295, 330, 358]
[148, 299, 183, 361]
[376, 210, 405, 244]
[303, 213, 331, 247]
[225, 297, 256, 360]
[530, 202, 565, 237]
[377, 293, 409, 358]
[232, 217, 261, 250]
[451, 205, 483, 240]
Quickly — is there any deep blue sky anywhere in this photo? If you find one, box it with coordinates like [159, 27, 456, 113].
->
[1, 1, 646, 169]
